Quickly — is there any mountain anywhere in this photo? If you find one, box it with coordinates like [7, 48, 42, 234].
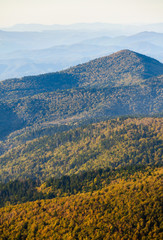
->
[81, 32, 163, 62]
[1, 50, 163, 99]
[0, 47, 162, 239]
[3, 22, 163, 34]
[63, 49, 163, 87]
[120, 31, 163, 47]
[0, 50, 163, 143]
[0, 43, 114, 80]
[0, 28, 117, 53]
[0, 30, 163, 80]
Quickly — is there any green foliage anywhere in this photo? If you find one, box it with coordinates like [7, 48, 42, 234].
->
[0, 179, 44, 207]
[0, 117, 162, 183]
[1, 164, 157, 207]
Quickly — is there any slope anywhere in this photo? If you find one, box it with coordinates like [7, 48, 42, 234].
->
[1, 49, 163, 100]
[0, 166, 162, 240]
[64, 49, 163, 88]
[0, 117, 162, 183]
[1, 76, 162, 137]
[0, 50, 163, 141]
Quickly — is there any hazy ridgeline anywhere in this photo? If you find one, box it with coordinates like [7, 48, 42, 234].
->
[0, 23, 163, 80]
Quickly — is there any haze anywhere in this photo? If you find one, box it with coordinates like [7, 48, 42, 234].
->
[0, 0, 163, 27]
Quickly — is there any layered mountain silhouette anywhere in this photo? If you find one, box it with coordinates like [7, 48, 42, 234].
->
[0, 50, 163, 142]
[0, 31, 163, 80]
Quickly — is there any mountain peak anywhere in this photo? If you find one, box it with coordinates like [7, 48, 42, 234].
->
[1, 50, 163, 96]
[65, 49, 163, 88]
[0, 50, 162, 139]
[112, 49, 133, 54]
[108, 49, 160, 61]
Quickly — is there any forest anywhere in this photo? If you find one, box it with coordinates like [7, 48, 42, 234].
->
[0, 116, 162, 239]
[0, 117, 162, 183]
[0, 165, 162, 239]
[0, 164, 162, 207]
[0, 29, 163, 240]
[0, 50, 163, 141]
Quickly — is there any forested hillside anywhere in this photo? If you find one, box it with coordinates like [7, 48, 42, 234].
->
[0, 50, 163, 239]
[1, 5, 163, 238]
[0, 117, 162, 183]
[0, 63, 163, 239]
[0, 166, 162, 239]
[0, 50, 163, 142]
[1, 50, 163, 101]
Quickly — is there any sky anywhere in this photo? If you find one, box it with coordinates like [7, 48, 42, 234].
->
[0, 0, 163, 27]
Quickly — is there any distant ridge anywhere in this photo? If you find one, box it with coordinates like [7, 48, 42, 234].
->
[3, 22, 163, 33]
[0, 30, 163, 80]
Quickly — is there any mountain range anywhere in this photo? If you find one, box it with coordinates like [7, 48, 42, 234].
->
[0, 28, 163, 80]
[0, 47, 163, 239]
[0, 49, 163, 154]
[3, 22, 163, 33]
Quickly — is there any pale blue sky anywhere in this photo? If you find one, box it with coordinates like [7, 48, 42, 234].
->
[0, 0, 163, 27]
